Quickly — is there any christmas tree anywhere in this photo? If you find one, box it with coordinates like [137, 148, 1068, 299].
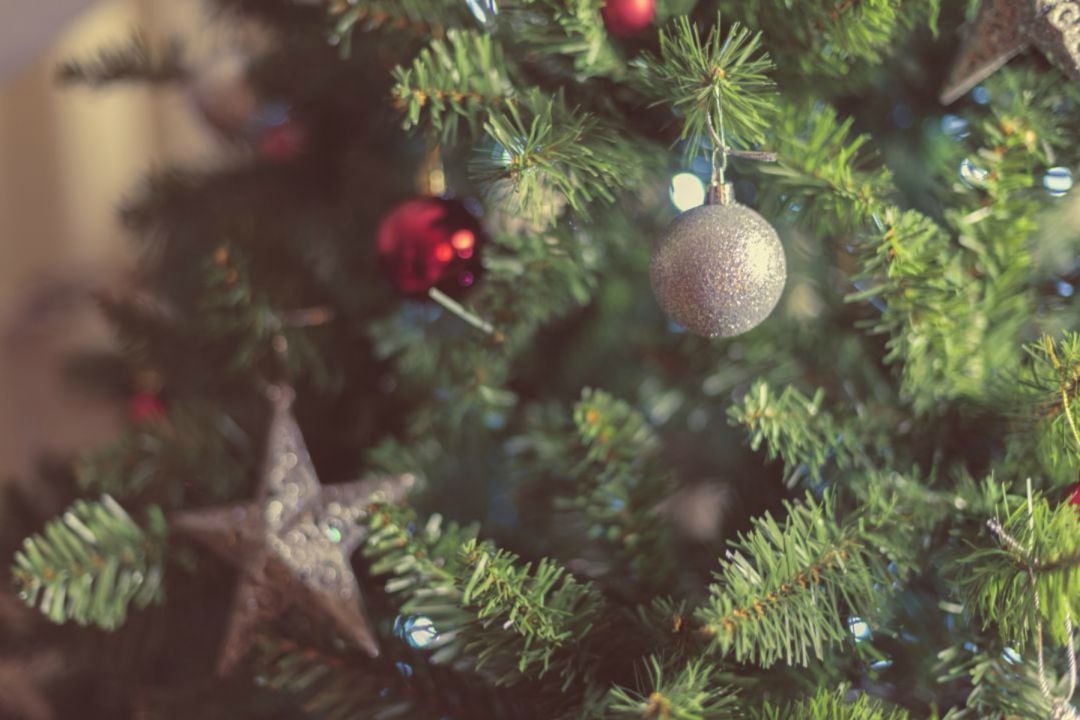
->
[7, 0, 1080, 717]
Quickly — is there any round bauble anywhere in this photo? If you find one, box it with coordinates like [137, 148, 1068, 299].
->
[376, 197, 486, 298]
[650, 201, 786, 337]
[130, 393, 167, 424]
[190, 52, 259, 136]
[258, 120, 307, 162]
[601, 0, 656, 36]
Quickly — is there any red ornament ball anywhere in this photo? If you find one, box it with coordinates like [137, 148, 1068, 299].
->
[258, 121, 306, 162]
[601, 0, 656, 37]
[1069, 484, 1080, 509]
[130, 393, 167, 424]
[376, 197, 486, 297]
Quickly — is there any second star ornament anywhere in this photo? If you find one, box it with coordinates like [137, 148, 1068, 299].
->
[172, 385, 415, 674]
[650, 183, 786, 338]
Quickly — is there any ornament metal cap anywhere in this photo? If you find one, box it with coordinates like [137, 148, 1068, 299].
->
[707, 181, 735, 206]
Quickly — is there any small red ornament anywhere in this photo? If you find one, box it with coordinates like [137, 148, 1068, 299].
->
[376, 197, 486, 297]
[1069, 484, 1080, 509]
[258, 121, 307, 162]
[130, 393, 167, 424]
[601, 0, 656, 37]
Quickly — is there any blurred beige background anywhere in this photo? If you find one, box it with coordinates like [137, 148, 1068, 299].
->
[0, 0, 216, 496]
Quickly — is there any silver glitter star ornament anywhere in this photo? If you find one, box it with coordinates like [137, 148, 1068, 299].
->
[940, 0, 1080, 105]
[650, 183, 786, 337]
[172, 385, 415, 674]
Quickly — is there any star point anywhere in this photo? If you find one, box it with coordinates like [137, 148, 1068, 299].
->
[171, 387, 414, 674]
[940, 0, 1080, 105]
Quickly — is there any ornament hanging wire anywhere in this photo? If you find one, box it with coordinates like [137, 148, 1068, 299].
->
[703, 85, 778, 205]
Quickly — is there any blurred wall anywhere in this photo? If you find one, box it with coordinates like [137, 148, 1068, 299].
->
[0, 0, 214, 495]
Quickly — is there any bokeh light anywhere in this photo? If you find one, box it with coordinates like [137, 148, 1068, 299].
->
[669, 172, 705, 211]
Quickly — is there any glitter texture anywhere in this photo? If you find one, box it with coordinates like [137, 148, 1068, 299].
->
[650, 202, 786, 338]
[172, 385, 415, 674]
[940, 0, 1080, 105]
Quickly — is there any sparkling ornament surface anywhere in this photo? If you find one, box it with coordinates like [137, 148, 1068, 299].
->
[172, 385, 415, 674]
[650, 201, 786, 338]
[940, 0, 1080, 105]
[601, 0, 656, 37]
[376, 197, 486, 297]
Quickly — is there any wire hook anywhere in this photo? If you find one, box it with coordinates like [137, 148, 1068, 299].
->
[703, 84, 776, 205]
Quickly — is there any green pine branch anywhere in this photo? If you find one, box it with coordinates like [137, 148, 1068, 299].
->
[561, 389, 676, 586]
[363, 504, 476, 665]
[728, 380, 865, 486]
[366, 502, 609, 687]
[736, 0, 939, 81]
[460, 538, 604, 686]
[600, 657, 741, 720]
[477, 224, 601, 331]
[514, 0, 624, 79]
[634, 14, 777, 154]
[952, 491, 1080, 650]
[392, 29, 516, 139]
[846, 207, 975, 413]
[695, 492, 912, 667]
[11, 496, 167, 629]
[754, 101, 893, 235]
[1023, 333, 1080, 473]
[937, 643, 1067, 719]
[756, 686, 910, 720]
[474, 93, 647, 226]
[998, 332, 1080, 488]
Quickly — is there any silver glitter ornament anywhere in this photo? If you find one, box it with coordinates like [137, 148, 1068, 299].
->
[650, 185, 785, 337]
[172, 385, 415, 675]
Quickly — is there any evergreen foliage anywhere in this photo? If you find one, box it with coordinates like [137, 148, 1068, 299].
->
[561, 388, 675, 585]
[938, 642, 1068, 719]
[635, 15, 776, 151]
[600, 657, 740, 720]
[364, 503, 606, 688]
[12, 496, 167, 629]
[756, 686, 910, 720]
[955, 489, 1080, 649]
[696, 491, 912, 667]
[727, 380, 862, 485]
[393, 29, 515, 139]
[6, 0, 1080, 715]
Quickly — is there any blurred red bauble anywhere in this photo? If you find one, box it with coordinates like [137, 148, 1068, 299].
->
[376, 197, 486, 297]
[258, 121, 307, 162]
[1069, 484, 1080, 509]
[130, 393, 166, 424]
[601, 0, 656, 37]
